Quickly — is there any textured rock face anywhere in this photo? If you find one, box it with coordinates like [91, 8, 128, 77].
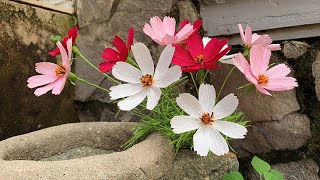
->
[312, 52, 320, 101]
[160, 150, 239, 180]
[248, 159, 320, 180]
[0, 1, 75, 140]
[283, 41, 309, 60]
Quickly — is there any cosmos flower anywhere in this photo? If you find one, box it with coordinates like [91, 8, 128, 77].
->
[233, 45, 298, 96]
[99, 27, 134, 73]
[28, 38, 72, 96]
[48, 25, 78, 56]
[110, 43, 182, 111]
[171, 84, 247, 156]
[143, 16, 194, 45]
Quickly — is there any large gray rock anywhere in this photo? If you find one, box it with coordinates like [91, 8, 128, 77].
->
[312, 52, 320, 101]
[0, 0, 75, 140]
[283, 41, 309, 60]
[248, 159, 320, 180]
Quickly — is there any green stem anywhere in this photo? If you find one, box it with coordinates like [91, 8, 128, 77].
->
[202, 70, 210, 84]
[77, 77, 110, 93]
[190, 72, 198, 94]
[217, 66, 235, 100]
[161, 89, 180, 113]
[72, 46, 120, 85]
[126, 56, 139, 68]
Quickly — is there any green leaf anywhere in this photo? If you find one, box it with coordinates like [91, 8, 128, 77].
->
[50, 35, 62, 42]
[268, 170, 284, 180]
[223, 171, 244, 180]
[251, 156, 271, 175]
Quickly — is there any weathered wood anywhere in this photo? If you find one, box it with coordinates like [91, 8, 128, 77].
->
[12, 0, 74, 14]
[201, 0, 320, 39]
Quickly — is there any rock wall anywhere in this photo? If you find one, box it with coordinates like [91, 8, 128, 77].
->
[0, 0, 76, 140]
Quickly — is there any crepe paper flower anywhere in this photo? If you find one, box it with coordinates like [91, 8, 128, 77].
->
[143, 16, 194, 45]
[110, 42, 182, 111]
[28, 38, 72, 96]
[99, 27, 135, 73]
[238, 24, 280, 51]
[49, 25, 78, 56]
[171, 34, 231, 72]
[170, 84, 247, 156]
[233, 45, 298, 96]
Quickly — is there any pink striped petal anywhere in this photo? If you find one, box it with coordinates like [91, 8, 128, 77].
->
[150, 16, 166, 38]
[238, 24, 246, 44]
[143, 23, 162, 43]
[33, 80, 58, 96]
[162, 34, 178, 45]
[163, 16, 176, 36]
[266, 64, 291, 78]
[27, 74, 59, 88]
[175, 23, 194, 42]
[233, 53, 250, 74]
[255, 84, 271, 96]
[52, 76, 68, 95]
[253, 35, 272, 46]
[250, 45, 270, 76]
[263, 77, 298, 91]
[245, 25, 252, 45]
[267, 44, 281, 51]
[35, 62, 58, 75]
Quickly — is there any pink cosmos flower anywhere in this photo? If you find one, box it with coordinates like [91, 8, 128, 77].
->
[238, 24, 280, 51]
[49, 25, 78, 56]
[179, 19, 202, 43]
[99, 27, 134, 73]
[143, 16, 195, 45]
[28, 38, 72, 96]
[233, 45, 298, 96]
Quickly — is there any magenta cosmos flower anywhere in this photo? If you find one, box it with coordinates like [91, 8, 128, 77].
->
[238, 24, 280, 51]
[143, 16, 195, 45]
[99, 27, 134, 73]
[28, 38, 72, 96]
[233, 45, 298, 96]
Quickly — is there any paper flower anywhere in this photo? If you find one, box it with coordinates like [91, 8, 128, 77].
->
[238, 24, 280, 51]
[110, 43, 182, 111]
[99, 27, 134, 73]
[171, 84, 247, 156]
[49, 25, 78, 56]
[143, 16, 194, 45]
[28, 39, 72, 96]
[171, 34, 231, 72]
[233, 45, 298, 95]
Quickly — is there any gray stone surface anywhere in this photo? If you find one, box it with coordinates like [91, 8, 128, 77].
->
[283, 41, 309, 60]
[0, 0, 75, 140]
[0, 122, 175, 180]
[177, 0, 199, 23]
[248, 159, 320, 180]
[312, 52, 320, 101]
[160, 150, 239, 180]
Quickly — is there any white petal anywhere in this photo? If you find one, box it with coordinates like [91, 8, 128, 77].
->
[154, 45, 175, 78]
[202, 37, 211, 47]
[112, 62, 142, 83]
[212, 94, 238, 119]
[176, 93, 203, 117]
[146, 86, 161, 110]
[154, 66, 182, 88]
[219, 54, 237, 65]
[199, 84, 216, 113]
[117, 89, 147, 111]
[170, 116, 201, 134]
[193, 126, 229, 156]
[109, 83, 143, 100]
[131, 42, 154, 75]
[213, 120, 247, 139]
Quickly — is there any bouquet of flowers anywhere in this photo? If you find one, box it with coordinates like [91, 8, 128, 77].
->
[27, 16, 297, 158]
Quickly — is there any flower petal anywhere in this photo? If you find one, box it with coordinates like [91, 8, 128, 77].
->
[109, 83, 143, 100]
[186, 34, 203, 59]
[170, 116, 201, 134]
[176, 93, 203, 117]
[52, 76, 67, 95]
[163, 16, 176, 36]
[233, 53, 250, 74]
[99, 61, 116, 73]
[176, 23, 194, 42]
[250, 45, 270, 76]
[127, 27, 135, 48]
[263, 77, 298, 91]
[131, 42, 154, 75]
[199, 84, 216, 113]
[202, 37, 211, 47]
[56, 41, 68, 65]
[143, 23, 163, 44]
[212, 93, 238, 120]
[154, 45, 175, 79]
[27, 74, 59, 88]
[245, 25, 252, 45]
[146, 86, 161, 110]
[219, 54, 236, 65]
[266, 64, 291, 78]
[101, 48, 121, 61]
[267, 44, 281, 51]
[35, 62, 58, 75]
[33, 80, 58, 96]
[150, 16, 166, 38]
[66, 38, 73, 63]
[171, 45, 195, 66]
[238, 24, 246, 44]
[117, 89, 147, 111]
[213, 120, 247, 139]
[253, 35, 272, 46]
[255, 84, 272, 96]
[112, 62, 142, 83]
[154, 66, 182, 88]
[162, 34, 178, 45]
[113, 35, 128, 60]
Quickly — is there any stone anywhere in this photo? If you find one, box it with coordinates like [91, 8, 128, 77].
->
[0, 122, 175, 179]
[312, 52, 320, 101]
[160, 150, 239, 180]
[177, 0, 199, 23]
[248, 159, 320, 180]
[283, 41, 309, 60]
[0, 1, 75, 140]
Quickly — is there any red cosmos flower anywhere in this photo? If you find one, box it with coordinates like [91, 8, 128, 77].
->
[99, 27, 134, 73]
[171, 34, 231, 72]
[179, 19, 202, 40]
[48, 25, 78, 56]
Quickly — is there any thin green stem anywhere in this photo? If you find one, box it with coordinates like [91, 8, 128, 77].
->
[77, 77, 110, 93]
[126, 56, 139, 68]
[202, 70, 210, 84]
[217, 66, 235, 100]
[190, 72, 198, 94]
[161, 89, 180, 113]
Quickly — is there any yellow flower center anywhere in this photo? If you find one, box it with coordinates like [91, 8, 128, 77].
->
[55, 65, 66, 76]
[140, 74, 154, 87]
[258, 74, 269, 85]
[200, 112, 214, 125]
[195, 54, 205, 65]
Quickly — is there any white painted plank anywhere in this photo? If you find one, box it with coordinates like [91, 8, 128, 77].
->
[12, 0, 74, 14]
[201, 0, 320, 37]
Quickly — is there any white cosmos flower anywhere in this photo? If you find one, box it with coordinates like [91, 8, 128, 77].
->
[170, 84, 247, 156]
[110, 42, 182, 111]
[202, 37, 236, 65]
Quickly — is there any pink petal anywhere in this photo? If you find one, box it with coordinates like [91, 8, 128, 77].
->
[34, 81, 58, 97]
[35, 62, 58, 75]
[175, 23, 194, 42]
[267, 44, 281, 51]
[162, 34, 178, 45]
[179, 20, 189, 30]
[266, 64, 291, 78]
[52, 76, 68, 95]
[238, 24, 246, 44]
[233, 53, 250, 74]
[255, 84, 272, 96]
[263, 77, 298, 91]
[251, 33, 261, 43]
[56, 41, 68, 65]
[250, 45, 270, 76]
[143, 23, 163, 45]
[253, 35, 272, 46]
[163, 16, 176, 36]
[27, 74, 59, 88]
[245, 25, 252, 45]
[150, 16, 166, 38]
[244, 67, 258, 84]
[99, 61, 117, 73]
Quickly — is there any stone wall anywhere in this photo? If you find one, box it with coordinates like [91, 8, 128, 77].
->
[0, 0, 76, 140]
